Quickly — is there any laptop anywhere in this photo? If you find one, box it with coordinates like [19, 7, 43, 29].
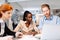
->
[41, 24, 60, 40]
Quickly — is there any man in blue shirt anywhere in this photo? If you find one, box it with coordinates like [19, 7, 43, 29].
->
[38, 4, 60, 30]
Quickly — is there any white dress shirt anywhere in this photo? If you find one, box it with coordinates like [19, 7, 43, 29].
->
[0, 19, 5, 35]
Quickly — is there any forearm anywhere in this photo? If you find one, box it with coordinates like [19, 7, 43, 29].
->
[5, 26, 16, 37]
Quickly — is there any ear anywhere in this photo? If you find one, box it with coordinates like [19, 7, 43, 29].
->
[25, 17, 27, 20]
[0, 11, 4, 15]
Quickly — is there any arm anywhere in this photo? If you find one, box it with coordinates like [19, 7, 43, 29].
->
[56, 16, 60, 24]
[37, 18, 44, 33]
[4, 23, 23, 38]
[38, 18, 44, 30]
[3, 23, 16, 37]
[33, 22, 40, 34]
[14, 21, 21, 32]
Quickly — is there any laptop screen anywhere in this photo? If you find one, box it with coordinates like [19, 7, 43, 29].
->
[41, 24, 60, 40]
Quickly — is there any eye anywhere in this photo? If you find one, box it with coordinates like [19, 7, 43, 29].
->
[8, 12, 10, 14]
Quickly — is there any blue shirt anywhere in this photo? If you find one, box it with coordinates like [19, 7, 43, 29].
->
[38, 15, 60, 29]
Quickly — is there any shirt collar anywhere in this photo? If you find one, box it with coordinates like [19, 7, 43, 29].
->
[44, 15, 53, 20]
[0, 19, 4, 23]
[24, 21, 33, 24]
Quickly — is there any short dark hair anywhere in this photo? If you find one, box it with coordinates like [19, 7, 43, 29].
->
[41, 4, 50, 10]
[23, 11, 32, 21]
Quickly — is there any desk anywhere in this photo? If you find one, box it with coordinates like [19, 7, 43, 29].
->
[0, 34, 41, 40]
[14, 35, 41, 40]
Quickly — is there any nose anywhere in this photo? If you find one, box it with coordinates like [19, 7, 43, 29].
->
[30, 18, 32, 21]
[44, 11, 47, 15]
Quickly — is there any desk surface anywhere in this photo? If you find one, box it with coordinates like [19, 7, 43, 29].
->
[14, 35, 40, 40]
[0, 34, 41, 40]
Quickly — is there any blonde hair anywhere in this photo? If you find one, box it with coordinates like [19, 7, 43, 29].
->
[0, 3, 13, 18]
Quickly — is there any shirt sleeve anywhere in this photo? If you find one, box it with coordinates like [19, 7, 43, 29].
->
[32, 22, 39, 33]
[38, 18, 44, 30]
[56, 16, 60, 24]
[3, 23, 16, 37]
[14, 20, 22, 32]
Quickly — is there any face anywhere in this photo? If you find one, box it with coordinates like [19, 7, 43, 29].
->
[26, 14, 32, 22]
[42, 7, 50, 17]
[2, 10, 12, 20]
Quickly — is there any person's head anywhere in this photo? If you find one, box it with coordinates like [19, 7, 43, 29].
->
[0, 3, 13, 20]
[23, 11, 32, 22]
[41, 4, 51, 17]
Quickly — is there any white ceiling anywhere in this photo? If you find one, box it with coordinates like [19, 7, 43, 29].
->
[0, 0, 60, 9]
[0, 0, 60, 16]
[17, 0, 60, 9]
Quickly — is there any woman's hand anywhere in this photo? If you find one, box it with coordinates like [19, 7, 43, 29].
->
[31, 31, 37, 36]
[24, 31, 38, 36]
[15, 32, 23, 38]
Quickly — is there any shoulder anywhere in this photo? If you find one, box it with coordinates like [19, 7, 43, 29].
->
[39, 16, 45, 22]
[20, 20, 25, 23]
[18, 20, 25, 25]
[32, 21, 35, 24]
[31, 21, 36, 26]
[53, 15, 60, 19]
